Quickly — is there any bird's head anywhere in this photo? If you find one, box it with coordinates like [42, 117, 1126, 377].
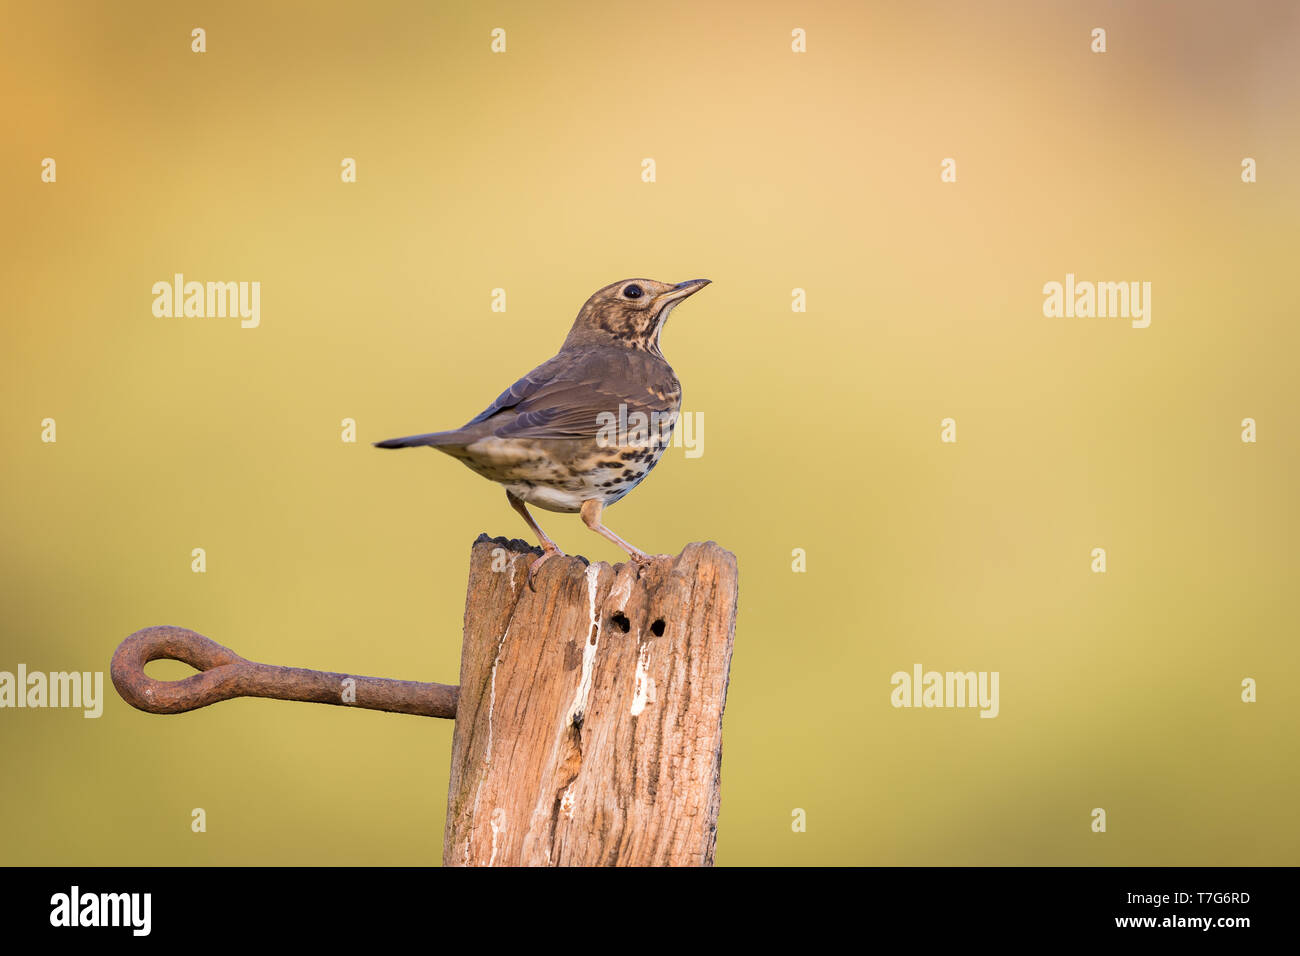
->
[563, 278, 710, 352]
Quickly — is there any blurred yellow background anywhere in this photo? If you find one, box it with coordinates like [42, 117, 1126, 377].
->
[2, 0, 1298, 865]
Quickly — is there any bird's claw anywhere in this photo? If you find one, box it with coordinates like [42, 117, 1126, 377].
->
[628, 552, 669, 579]
[527, 549, 563, 591]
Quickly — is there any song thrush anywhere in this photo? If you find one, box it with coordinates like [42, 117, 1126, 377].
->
[375, 278, 710, 583]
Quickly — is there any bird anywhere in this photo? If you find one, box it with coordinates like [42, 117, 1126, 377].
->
[375, 277, 711, 584]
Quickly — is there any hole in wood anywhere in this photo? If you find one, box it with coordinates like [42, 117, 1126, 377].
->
[651, 619, 666, 637]
[610, 612, 631, 633]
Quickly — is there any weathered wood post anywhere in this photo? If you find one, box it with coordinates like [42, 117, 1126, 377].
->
[443, 535, 738, 866]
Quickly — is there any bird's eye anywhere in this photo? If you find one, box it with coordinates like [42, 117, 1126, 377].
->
[623, 284, 643, 299]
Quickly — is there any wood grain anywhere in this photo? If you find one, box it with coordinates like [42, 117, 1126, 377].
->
[443, 534, 738, 866]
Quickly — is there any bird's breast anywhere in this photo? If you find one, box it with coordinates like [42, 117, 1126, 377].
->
[448, 432, 672, 513]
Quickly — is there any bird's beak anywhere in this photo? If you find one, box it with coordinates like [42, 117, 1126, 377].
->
[657, 278, 711, 303]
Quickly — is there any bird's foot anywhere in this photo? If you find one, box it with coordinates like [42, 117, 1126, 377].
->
[627, 550, 671, 578]
[527, 547, 564, 591]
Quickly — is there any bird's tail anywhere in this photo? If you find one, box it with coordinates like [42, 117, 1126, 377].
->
[373, 429, 463, 449]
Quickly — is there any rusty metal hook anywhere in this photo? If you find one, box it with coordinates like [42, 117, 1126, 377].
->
[111, 626, 458, 718]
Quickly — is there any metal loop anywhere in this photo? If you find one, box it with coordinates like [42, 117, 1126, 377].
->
[111, 626, 457, 718]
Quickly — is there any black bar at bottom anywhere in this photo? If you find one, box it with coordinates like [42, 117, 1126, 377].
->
[1, 866, 1283, 940]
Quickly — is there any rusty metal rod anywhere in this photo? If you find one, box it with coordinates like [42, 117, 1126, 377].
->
[111, 625, 458, 718]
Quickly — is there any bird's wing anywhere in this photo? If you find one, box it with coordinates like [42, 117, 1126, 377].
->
[463, 351, 679, 442]
[462, 353, 570, 428]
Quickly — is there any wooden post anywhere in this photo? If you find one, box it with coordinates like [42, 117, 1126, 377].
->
[443, 534, 738, 866]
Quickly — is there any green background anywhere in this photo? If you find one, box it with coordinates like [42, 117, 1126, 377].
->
[2, 0, 1297, 864]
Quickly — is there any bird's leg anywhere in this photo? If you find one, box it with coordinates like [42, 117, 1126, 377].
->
[580, 499, 655, 567]
[506, 491, 564, 588]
